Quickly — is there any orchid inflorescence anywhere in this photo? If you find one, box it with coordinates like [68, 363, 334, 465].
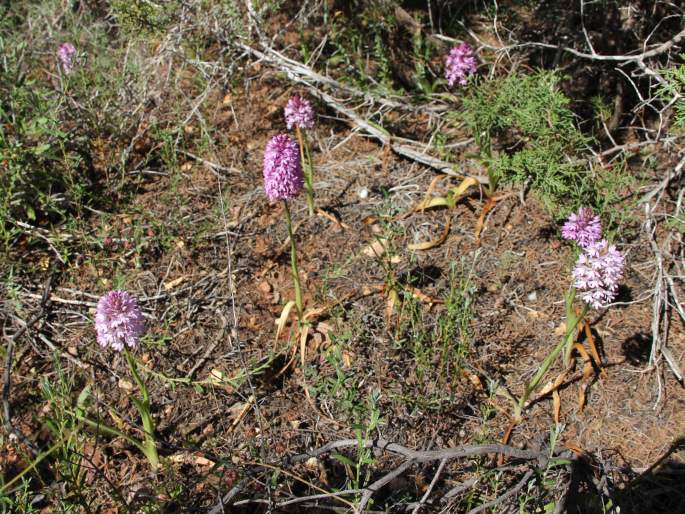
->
[561, 207, 602, 249]
[445, 42, 477, 87]
[263, 134, 304, 202]
[91, 290, 159, 470]
[573, 239, 625, 309]
[284, 95, 317, 215]
[263, 133, 305, 319]
[57, 42, 77, 74]
[563, 207, 625, 309]
[95, 290, 145, 351]
[284, 95, 315, 130]
[512, 207, 625, 419]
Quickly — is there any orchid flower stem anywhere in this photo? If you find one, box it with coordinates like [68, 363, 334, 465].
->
[124, 349, 159, 470]
[514, 292, 588, 419]
[283, 200, 303, 320]
[296, 125, 315, 216]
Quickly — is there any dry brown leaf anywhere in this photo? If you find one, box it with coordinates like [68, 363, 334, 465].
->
[385, 288, 398, 321]
[317, 208, 350, 229]
[300, 324, 309, 368]
[231, 395, 255, 428]
[420, 175, 448, 211]
[553, 389, 561, 424]
[164, 276, 187, 291]
[583, 321, 606, 378]
[475, 195, 501, 245]
[195, 456, 214, 466]
[554, 322, 567, 337]
[408, 217, 451, 251]
[537, 379, 556, 398]
[362, 238, 388, 258]
[409, 287, 444, 305]
[274, 300, 296, 345]
[462, 369, 483, 391]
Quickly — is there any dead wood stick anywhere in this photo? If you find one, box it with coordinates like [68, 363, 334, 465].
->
[410, 458, 448, 513]
[442, 476, 480, 501]
[443, 24, 685, 63]
[305, 86, 487, 183]
[467, 469, 535, 514]
[357, 458, 417, 513]
[291, 438, 544, 464]
[238, 43, 487, 184]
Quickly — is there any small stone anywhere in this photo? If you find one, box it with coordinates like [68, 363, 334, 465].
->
[358, 188, 369, 199]
[118, 379, 133, 391]
[527, 291, 537, 302]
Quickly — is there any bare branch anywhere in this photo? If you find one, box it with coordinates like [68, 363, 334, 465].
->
[290, 438, 545, 464]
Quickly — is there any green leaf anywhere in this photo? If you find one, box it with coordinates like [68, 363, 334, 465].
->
[331, 453, 355, 467]
[76, 385, 91, 416]
[33, 143, 51, 156]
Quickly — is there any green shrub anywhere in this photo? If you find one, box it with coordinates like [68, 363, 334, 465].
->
[461, 70, 594, 216]
[658, 54, 685, 131]
[0, 35, 88, 247]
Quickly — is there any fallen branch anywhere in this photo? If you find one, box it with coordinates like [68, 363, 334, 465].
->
[290, 438, 545, 465]
[446, 23, 685, 63]
[238, 42, 487, 184]
[467, 469, 535, 514]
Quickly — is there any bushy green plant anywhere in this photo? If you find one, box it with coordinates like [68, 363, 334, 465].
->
[658, 54, 685, 131]
[0, 34, 87, 247]
[461, 70, 594, 215]
[109, 0, 182, 35]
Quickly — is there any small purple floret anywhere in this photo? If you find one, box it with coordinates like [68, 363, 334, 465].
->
[284, 95, 315, 130]
[263, 134, 304, 202]
[95, 290, 145, 351]
[561, 207, 602, 248]
[445, 43, 477, 87]
[58, 43, 77, 74]
[572, 240, 625, 309]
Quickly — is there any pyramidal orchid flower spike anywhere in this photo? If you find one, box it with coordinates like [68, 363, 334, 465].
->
[573, 239, 625, 309]
[284, 95, 314, 130]
[264, 135, 305, 318]
[445, 42, 477, 87]
[284, 96, 317, 216]
[512, 212, 625, 419]
[561, 207, 602, 248]
[263, 134, 304, 202]
[92, 290, 159, 470]
[95, 290, 145, 352]
[58, 42, 77, 74]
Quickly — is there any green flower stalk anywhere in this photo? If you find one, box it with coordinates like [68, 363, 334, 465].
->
[512, 209, 625, 418]
[514, 288, 587, 419]
[283, 200, 303, 318]
[95, 290, 159, 469]
[124, 349, 159, 469]
[263, 134, 306, 319]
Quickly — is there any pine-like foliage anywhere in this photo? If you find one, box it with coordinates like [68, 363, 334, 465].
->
[462, 71, 593, 215]
[659, 55, 685, 131]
